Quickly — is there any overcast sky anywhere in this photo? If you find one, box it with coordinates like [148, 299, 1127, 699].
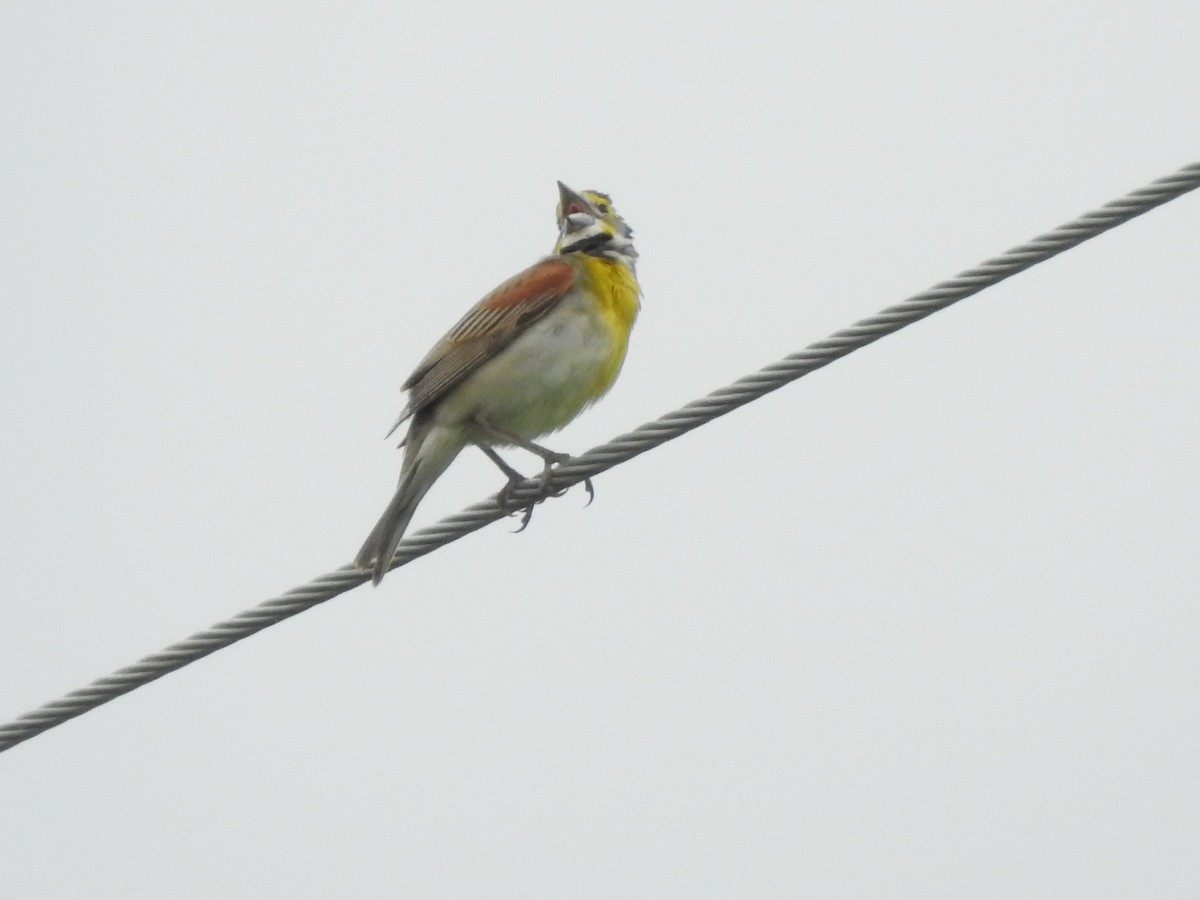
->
[3, 2, 1199, 897]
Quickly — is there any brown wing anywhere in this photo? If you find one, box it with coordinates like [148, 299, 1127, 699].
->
[399, 256, 578, 419]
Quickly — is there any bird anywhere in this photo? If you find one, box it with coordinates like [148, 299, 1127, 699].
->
[354, 182, 641, 584]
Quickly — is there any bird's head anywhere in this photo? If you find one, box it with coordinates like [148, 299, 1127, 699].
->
[554, 182, 637, 266]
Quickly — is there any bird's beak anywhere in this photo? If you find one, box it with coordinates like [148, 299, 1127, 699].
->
[557, 181, 591, 218]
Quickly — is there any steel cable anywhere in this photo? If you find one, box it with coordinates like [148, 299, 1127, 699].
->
[2, 160, 1197, 754]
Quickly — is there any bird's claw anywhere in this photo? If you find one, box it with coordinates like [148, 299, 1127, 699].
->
[510, 503, 536, 533]
[536, 450, 570, 487]
[493, 473, 536, 533]
[493, 453, 594, 531]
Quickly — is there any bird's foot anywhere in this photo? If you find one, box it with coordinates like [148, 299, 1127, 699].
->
[533, 453, 594, 505]
[495, 456, 594, 533]
[495, 473, 538, 532]
[535, 451, 571, 497]
[474, 427, 594, 531]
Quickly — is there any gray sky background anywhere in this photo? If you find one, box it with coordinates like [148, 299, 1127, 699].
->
[3, 2, 1199, 897]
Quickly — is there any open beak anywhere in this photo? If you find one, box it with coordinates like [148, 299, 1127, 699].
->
[557, 181, 592, 219]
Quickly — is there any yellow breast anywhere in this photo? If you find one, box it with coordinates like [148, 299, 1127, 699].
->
[578, 255, 641, 397]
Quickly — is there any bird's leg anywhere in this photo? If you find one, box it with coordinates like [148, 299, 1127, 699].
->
[479, 444, 526, 486]
[478, 445, 537, 531]
[473, 419, 595, 506]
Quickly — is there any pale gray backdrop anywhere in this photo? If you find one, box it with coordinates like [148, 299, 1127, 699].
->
[2, 2, 1198, 897]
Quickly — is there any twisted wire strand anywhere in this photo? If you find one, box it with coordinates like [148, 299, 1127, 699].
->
[2, 161, 1197, 754]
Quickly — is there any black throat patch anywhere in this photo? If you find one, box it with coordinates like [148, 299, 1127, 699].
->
[561, 233, 613, 255]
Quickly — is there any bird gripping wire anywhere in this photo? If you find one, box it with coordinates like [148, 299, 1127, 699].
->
[2, 160, 1198, 755]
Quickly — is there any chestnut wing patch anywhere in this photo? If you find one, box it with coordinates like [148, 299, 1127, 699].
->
[402, 258, 577, 415]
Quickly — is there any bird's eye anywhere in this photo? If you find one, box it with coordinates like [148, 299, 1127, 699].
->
[596, 203, 610, 214]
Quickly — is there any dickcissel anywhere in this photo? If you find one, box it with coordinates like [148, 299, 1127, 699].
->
[355, 182, 640, 584]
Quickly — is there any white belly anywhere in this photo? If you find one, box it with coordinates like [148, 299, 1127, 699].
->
[432, 292, 616, 441]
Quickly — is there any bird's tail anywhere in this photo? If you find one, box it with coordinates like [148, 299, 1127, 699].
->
[355, 424, 464, 585]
